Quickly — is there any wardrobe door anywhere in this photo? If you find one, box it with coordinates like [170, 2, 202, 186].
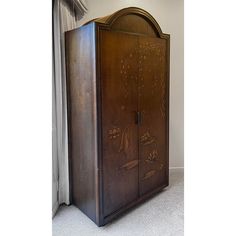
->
[138, 36, 168, 196]
[100, 30, 139, 216]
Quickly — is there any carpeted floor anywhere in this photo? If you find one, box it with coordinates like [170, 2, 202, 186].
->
[52, 170, 184, 236]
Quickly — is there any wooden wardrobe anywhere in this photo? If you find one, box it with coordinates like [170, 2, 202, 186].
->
[65, 7, 170, 226]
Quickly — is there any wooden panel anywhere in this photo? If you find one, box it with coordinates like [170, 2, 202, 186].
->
[111, 14, 157, 36]
[138, 36, 168, 195]
[100, 30, 139, 217]
[65, 23, 98, 223]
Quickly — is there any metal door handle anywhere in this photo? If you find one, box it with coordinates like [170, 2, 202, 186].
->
[135, 111, 142, 125]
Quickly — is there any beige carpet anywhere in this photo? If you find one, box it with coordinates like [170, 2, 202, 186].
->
[52, 170, 184, 236]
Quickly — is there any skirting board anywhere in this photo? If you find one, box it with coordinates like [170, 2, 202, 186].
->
[169, 167, 184, 173]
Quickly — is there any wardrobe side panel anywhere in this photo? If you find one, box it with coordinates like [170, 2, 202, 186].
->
[65, 23, 98, 223]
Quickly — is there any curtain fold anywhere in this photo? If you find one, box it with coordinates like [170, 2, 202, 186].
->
[71, 0, 88, 20]
[52, 0, 87, 210]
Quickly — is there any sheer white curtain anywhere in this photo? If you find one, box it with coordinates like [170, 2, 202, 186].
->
[52, 0, 87, 214]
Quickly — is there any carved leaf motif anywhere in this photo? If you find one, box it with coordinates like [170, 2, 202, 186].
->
[120, 160, 139, 170]
[119, 127, 129, 153]
[140, 131, 157, 146]
[142, 170, 156, 180]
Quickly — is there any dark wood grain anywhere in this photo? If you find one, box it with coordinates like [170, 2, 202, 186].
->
[65, 7, 170, 226]
[65, 23, 99, 224]
[138, 36, 168, 195]
[100, 30, 139, 217]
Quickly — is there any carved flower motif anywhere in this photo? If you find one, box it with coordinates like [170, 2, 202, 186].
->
[146, 150, 159, 163]
[108, 128, 121, 139]
[140, 131, 156, 145]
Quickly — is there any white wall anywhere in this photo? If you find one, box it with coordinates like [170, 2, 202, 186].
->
[78, 0, 184, 168]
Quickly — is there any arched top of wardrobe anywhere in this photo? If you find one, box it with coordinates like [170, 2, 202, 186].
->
[83, 7, 169, 39]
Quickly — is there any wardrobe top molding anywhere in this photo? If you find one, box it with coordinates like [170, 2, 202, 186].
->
[75, 7, 170, 39]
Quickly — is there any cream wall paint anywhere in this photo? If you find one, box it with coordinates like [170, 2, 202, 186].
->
[77, 0, 184, 168]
